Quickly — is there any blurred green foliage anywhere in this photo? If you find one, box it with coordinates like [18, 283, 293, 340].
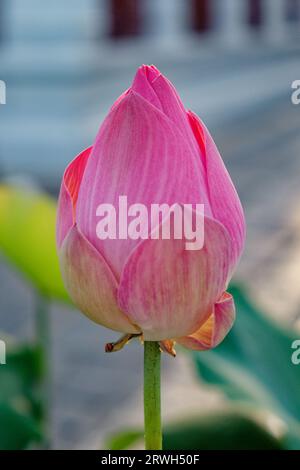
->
[193, 284, 300, 449]
[0, 184, 64, 449]
[0, 340, 43, 449]
[106, 409, 284, 450]
[107, 430, 144, 451]
[0, 185, 299, 449]
[162, 411, 284, 450]
[0, 184, 69, 302]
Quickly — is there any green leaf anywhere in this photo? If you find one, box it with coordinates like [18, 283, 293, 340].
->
[0, 341, 43, 449]
[0, 343, 44, 418]
[0, 184, 69, 302]
[106, 410, 284, 450]
[106, 429, 143, 451]
[0, 403, 41, 450]
[163, 410, 284, 450]
[192, 284, 300, 449]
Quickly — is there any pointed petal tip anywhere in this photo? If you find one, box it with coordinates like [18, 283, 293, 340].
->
[136, 64, 161, 81]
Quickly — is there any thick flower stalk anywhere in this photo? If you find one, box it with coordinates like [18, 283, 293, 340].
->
[56, 65, 246, 449]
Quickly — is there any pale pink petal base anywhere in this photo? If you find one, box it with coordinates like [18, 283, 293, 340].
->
[59, 225, 140, 334]
[177, 292, 235, 351]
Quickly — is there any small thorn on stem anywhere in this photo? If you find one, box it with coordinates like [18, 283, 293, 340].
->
[105, 343, 114, 353]
[159, 340, 177, 357]
[105, 333, 142, 353]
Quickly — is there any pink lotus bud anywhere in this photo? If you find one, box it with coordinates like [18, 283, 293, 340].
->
[56, 65, 245, 349]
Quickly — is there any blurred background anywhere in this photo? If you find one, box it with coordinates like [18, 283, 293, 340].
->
[0, 0, 300, 450]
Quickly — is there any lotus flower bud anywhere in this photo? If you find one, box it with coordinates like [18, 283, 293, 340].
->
[57, 65, 245, 351]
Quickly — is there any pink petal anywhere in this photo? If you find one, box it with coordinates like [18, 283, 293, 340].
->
[56, 146, 92, 247]
[76, 91, 207, 277]
[111, 88, 131, 111]
[177, 292, 235, 350]
[131, 66, 163, 111]
[132, 66, 211, 208]
[188, 111, 246, 268]
[150, 73, 197, 144]
[118, 210, 232, 341]
[59, 225, 140, 334]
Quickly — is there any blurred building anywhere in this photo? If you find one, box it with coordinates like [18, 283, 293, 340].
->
[0, 0, 299, 44]
[0, 0, 299, 184]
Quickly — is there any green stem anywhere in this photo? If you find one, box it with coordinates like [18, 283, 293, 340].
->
[144, 341, 162, 450]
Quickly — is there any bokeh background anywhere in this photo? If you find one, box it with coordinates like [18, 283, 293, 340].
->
[0, 0, 300, 450]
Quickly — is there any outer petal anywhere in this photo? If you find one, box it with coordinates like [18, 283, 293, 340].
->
[59, 225, 140, 334]
[188, 111, 246, 268]
[76, 91, 207, 277]
[56, 147, 92, 248]
[118, 211, 232, 341]
[177, 292, 235, 351]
